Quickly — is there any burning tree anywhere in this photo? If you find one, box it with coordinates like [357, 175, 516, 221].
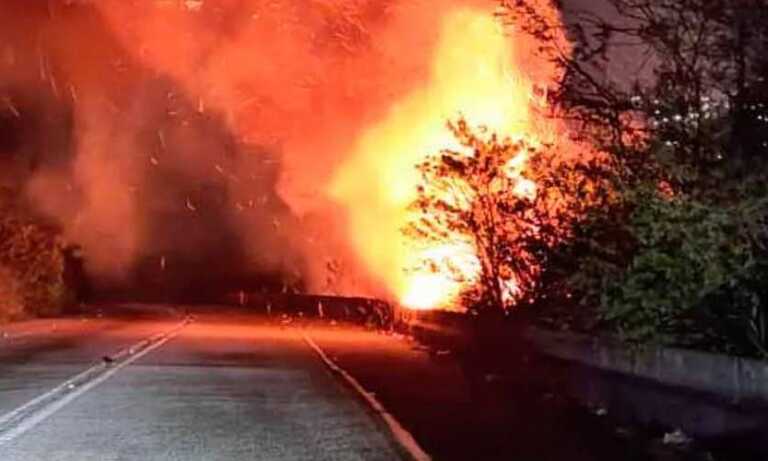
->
[405, 119, 608, 314]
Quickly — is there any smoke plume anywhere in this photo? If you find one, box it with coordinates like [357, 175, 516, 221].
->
[0, 0, 560, 301]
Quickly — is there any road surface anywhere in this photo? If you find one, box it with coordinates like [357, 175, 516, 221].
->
[0, 305, 406, 461]
[0, 304, 739, 461]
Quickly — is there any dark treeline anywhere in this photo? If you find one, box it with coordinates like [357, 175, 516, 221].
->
[496, 0, 768, 357]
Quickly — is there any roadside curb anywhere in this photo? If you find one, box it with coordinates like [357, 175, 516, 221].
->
[302, 332, 431, 461]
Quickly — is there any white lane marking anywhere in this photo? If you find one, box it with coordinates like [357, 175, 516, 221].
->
[0, 319, 190, 447]
[302, 332, 431, 461]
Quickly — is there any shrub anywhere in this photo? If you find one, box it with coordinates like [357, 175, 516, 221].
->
[0, 196, 75, 321]
[0, 265, 24, 322]
[566, 182, 768, 357]
[405, 120, 608, 314]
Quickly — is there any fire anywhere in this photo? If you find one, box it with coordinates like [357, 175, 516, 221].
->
[330, 6, 567, 310]
[401, 241, 479, 310]
[71, 0, 570, 305]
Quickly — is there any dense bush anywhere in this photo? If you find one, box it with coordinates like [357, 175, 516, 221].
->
[565, 183, 768, 356]
[0, 265, 24, 322]
[501, 0, 768, 358]
[405, 120, 607, 315]
[0, 196, 75, 321]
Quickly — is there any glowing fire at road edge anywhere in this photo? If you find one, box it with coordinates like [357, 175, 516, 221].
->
[330, 6, 566, 310]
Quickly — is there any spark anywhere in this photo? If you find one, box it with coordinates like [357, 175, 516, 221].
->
[3, 97, 20, 118]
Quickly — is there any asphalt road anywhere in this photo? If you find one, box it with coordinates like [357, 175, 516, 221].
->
[0, 305, 739, 461]
[0, 305, 405, 461]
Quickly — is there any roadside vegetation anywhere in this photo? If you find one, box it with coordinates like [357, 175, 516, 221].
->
[409, 0, 768, 358]
[0, 189, 76, 322]
[406, 120, 610, 314]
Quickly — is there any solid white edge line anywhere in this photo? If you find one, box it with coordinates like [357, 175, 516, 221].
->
[302, 332, 432, 461]
[0, 318, 189, 447]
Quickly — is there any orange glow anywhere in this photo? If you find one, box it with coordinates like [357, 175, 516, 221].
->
[330, 6, 569, 310]
[62, 0, 577, 305]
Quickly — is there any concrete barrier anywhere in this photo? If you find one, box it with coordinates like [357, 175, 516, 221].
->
[524, 328, 768, 406]
[523, 328, 768, 440]
[398, 309, 768, 443]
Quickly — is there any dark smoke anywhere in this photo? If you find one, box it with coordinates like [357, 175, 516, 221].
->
[0, 1, 305, 300]
[0, 0, 533, 302]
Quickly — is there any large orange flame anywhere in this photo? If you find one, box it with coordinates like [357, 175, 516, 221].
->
[82, 0, 570, 305]
[329, 6, 568, 310]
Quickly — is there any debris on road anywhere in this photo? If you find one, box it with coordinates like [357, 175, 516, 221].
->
[663, 429, 692, 446]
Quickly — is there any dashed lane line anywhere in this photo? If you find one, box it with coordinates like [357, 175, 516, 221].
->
[0, 317, 192, 447]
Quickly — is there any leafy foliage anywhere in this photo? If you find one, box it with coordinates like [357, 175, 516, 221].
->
[579, 188, 750, 332]
[0, 192, 75, 321]
[0, 265, 24, 322]
[501, 0, 768, 356]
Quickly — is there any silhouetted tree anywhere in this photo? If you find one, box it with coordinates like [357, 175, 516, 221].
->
[405, 120, 608, 314]
[501, 0, 768, 354]
[500, 0, 768, 191]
